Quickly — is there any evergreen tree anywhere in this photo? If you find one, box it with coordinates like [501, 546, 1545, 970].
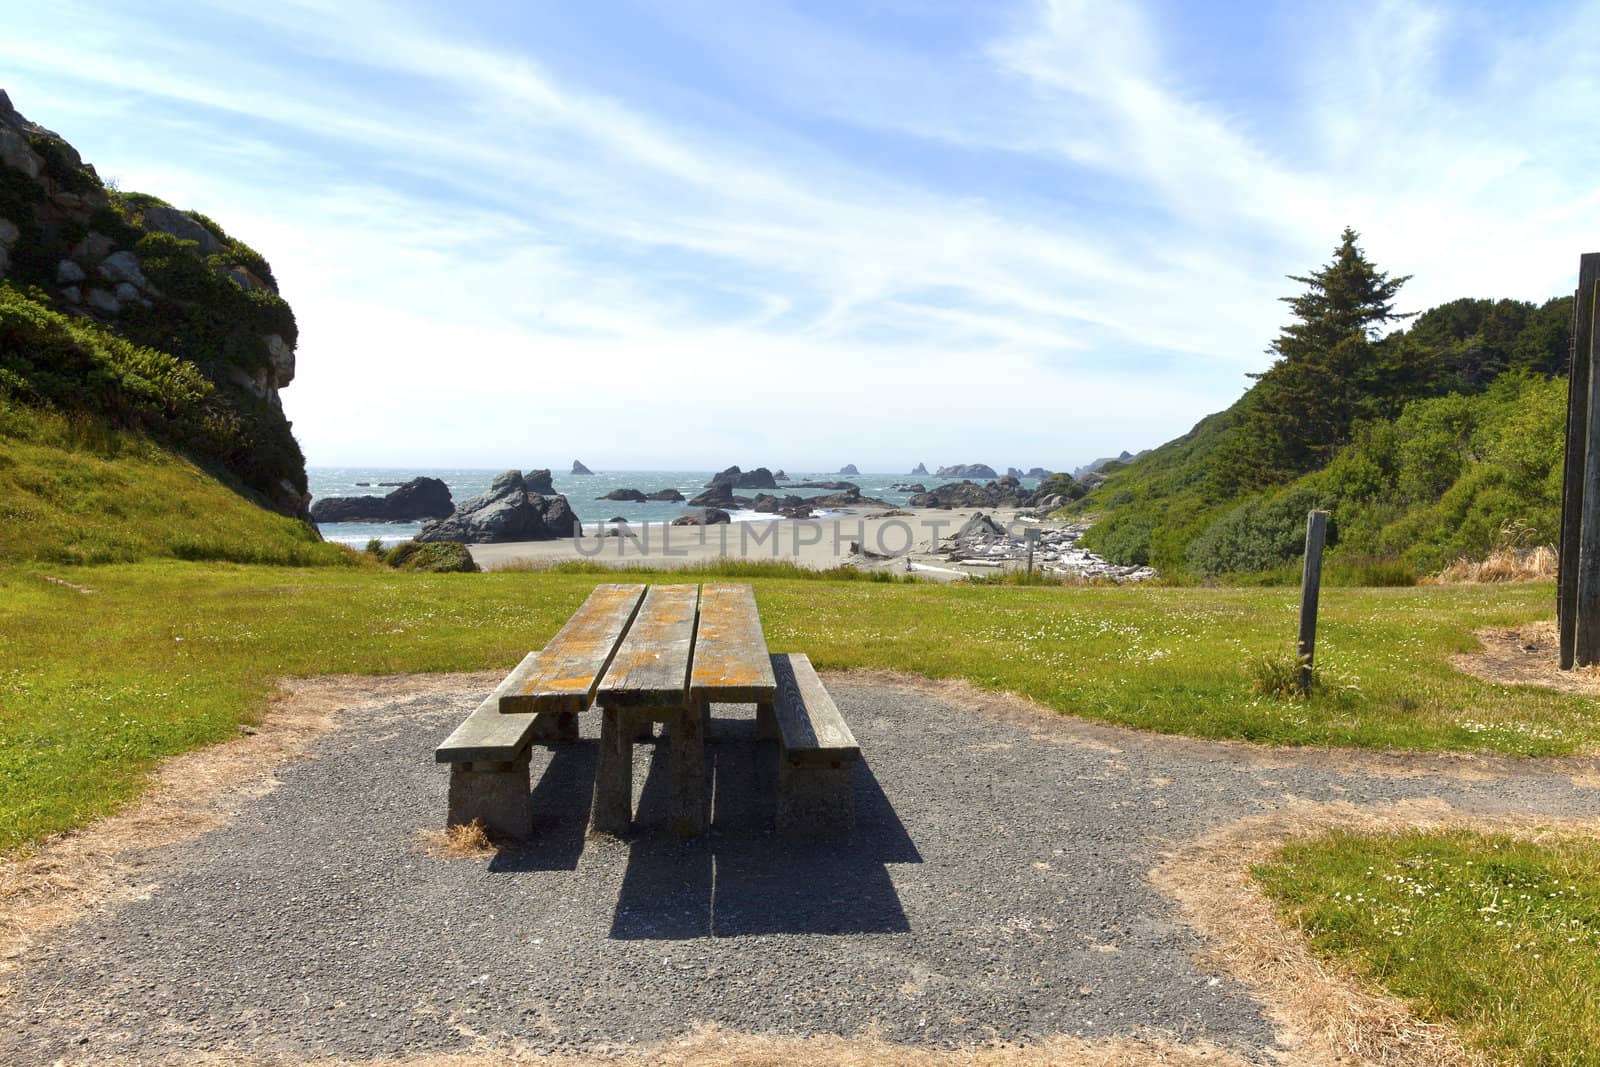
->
[1211, 228, 1413, 491]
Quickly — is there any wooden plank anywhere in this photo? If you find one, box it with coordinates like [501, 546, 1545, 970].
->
[500, 584, 646, 713]
[597, 585, 699, 706]
[689, 582, 777, 702]
[1564, 255, 1600, 668]
[437, 651, 542, 762]
[1297, 510, 1327, 694]
[771, 653, 860, 766]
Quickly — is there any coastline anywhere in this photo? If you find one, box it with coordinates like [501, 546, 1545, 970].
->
[465, 506, 1149, 582]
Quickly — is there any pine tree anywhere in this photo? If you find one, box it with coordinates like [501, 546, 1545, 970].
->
[1212, 228, 1413, 491]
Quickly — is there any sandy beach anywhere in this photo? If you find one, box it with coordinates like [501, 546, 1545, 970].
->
[467, 506, 1131, 581]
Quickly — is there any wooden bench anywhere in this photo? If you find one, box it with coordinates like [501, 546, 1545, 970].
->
[768, 653, 860, 836]
[435, 651, 548, 838]
[435, 583, 647, 838]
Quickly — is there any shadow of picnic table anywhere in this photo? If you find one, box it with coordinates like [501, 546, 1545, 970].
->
[487, 717, 918, 938]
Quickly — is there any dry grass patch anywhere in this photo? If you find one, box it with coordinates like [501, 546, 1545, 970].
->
[1152, 798, 1600, 1067]
[1427, 524, 1557, 585]
[1450, 621, 1600, 698]
[417, 819, 497, 859]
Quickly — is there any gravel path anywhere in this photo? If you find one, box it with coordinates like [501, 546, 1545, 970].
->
[5, 677, 1599, 1064]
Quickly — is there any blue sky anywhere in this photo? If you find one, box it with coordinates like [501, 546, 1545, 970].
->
[4, 0, 1596, 471]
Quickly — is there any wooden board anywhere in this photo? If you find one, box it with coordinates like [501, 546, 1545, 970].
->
[500, 584, 646, 713]
[770, 652, 860, 765]
[689, 582, 777, 703]
[597, 584, 700, 706]
[437, 651, 542, 762]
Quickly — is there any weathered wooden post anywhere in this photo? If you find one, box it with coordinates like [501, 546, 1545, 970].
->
[1298, 510, 1328, 695]
[1024, 526, 1040, 577]
[1576, 277, 1600, 666]
[1559, 255, 1600, 668]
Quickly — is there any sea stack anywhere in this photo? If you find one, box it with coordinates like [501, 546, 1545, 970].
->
[571, 460, 594, 475]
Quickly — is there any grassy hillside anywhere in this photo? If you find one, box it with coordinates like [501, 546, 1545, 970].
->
[0, 286, 350, 565]
[0, 397, 351, 566]
[1075, 248, 1574, 579]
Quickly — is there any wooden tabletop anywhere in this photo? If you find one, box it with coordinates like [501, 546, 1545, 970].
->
[499, 584, 646, 713]
[500, 581, 777, 714]
[689, 582, 778, 703]
[597, 584, 700, 706]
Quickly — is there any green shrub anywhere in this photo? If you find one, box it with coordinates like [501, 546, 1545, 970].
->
[384, 541, 480, 573]
[1247, 650, 1309, 700]
[1187, 487, 1329, 577]
[26, 134, 100, 195]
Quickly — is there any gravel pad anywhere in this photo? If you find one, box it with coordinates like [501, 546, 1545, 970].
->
[6, 680, 1599, 1063]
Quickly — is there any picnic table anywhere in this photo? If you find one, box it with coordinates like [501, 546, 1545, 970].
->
[435, 581, 860, 839]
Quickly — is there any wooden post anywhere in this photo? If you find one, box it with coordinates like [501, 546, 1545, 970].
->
[1024, 527, 1039, 577]
[1577, 279, 1600, 666]
[1297, 510, 1328, 695]
[1559, 255, 1600, 669]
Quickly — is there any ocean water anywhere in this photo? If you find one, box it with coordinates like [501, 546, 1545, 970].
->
[307, 467, 1043, 545]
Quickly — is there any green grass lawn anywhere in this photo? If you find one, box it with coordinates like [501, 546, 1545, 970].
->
[0, 562, 1582, 854]
[1256, 830, 1600, 1065]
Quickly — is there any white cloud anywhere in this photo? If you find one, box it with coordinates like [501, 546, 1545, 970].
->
[2, 0, 1594, 469]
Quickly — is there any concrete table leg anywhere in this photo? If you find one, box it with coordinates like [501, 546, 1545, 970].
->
[590, 707, 634, 836]
[701, 698, 712, 739]
[447, 755, 532, 839]
[668, 703, 708, 837]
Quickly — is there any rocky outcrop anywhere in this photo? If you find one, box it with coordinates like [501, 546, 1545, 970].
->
[599, 486, 684, 504]
[1072, 451, 1140, 479]
[887, 483, 925, 493]
[773, 470, 788, 481]
[1026, 467, 1052, 478]
[804, 486, 896, 509]
[416, 470, 581, 543]
[310, 477, 453, 523]
[783, 480, 856, 491]
[912, 474, 1085, 511]
[525, 468, 555, 494]
[910, 478, 1032, 509]
[673, 508, 731, 526]
[0, 90, 310, 521]
[838, 464, 860, 476]
[749, 493, 814, 519]
[935, 463, 999, 479]
[688, 484, 747, 509]
[706, 465, 778, 490]
[910, 463, 928, 475]
[571, 460, 594, 475]
[951, 512, 1005, 542]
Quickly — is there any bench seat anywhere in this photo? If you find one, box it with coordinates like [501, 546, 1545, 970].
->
[435, 651, 576, 838]
[767, 653, 859, 836]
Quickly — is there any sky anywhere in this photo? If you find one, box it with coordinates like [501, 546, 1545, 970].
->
[4, 0, 1598, 472]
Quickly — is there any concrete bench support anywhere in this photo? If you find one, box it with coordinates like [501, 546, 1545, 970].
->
[777, 756, 853, 837]
[447, 756, 532, 838]
[435, 650, 548, 839]
[770, 653, 861, 837]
